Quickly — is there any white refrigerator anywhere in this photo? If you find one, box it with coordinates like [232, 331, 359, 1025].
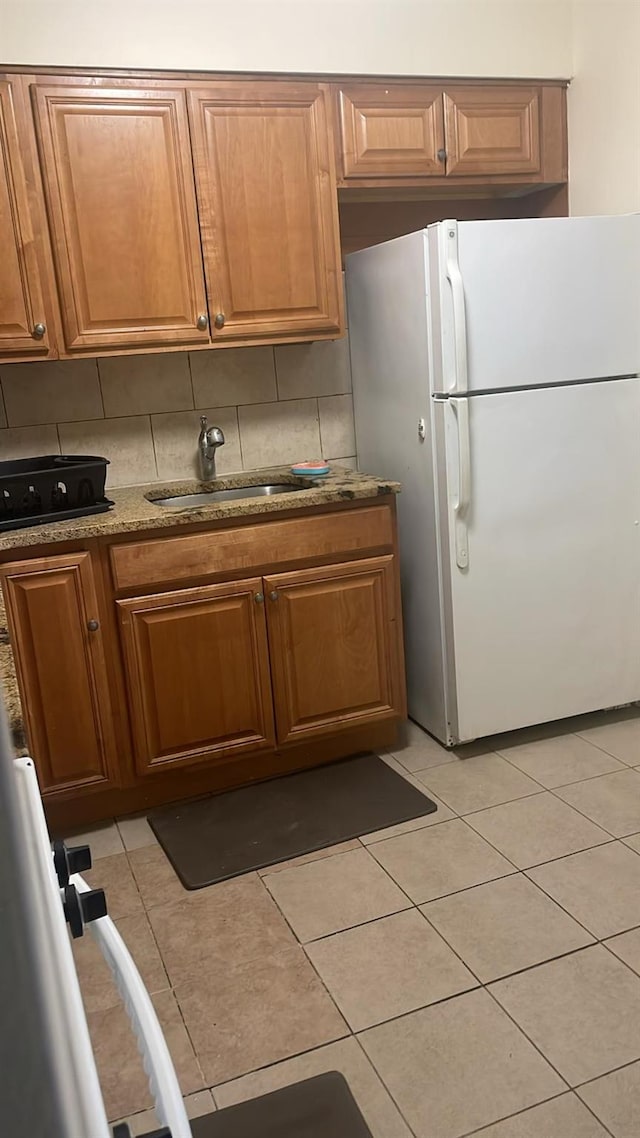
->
[346, 216, 640, 745]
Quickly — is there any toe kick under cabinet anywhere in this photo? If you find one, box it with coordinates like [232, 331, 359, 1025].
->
[0, 497, 406, 831]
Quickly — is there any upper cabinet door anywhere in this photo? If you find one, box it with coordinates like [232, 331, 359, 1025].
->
[0, 78, 55, 358]
[338, 84, 446, 180]
[188, 82, 343, 343]
[444, 86, 541, 176]
[32, 83, 210, 353]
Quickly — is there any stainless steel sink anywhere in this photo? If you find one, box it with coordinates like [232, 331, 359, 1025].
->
[151, 483, 305, 508]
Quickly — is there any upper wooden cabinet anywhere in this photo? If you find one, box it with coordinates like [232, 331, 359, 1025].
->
[335, 81, 565, 186]
[31, 82, 211, 353]
[188, 81, 343, 343]
[0, 70, 567, 363]
[0, 552, 119, 797]
[338, 83, 445, 179]
[444, 86, 540, 175]
[0, 76, 56, 359]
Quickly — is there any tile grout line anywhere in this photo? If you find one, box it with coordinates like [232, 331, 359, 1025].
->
[494, 747, 634, 787]
[92, 818, 640, 1130]
[353, 1032, 420, 1138]
[252, 870, 353, 1040]
[459, 1088, 617, 1138]
[352, 1030, 423, 1138]
[393, 746, 634, 866]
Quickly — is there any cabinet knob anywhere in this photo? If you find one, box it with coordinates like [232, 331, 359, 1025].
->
[196, 313, 209, 330]
[269, 591, 278, 602]
[87, 619, 100, 632]
[437, 148, 447, 163]
[32, 323, 46, 339]
[213, 313, 225, 329]
[254, 592, 264, 603]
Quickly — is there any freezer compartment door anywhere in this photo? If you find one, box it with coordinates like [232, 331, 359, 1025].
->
[437, 377, 640, 742]
[430, 215, 640, 393]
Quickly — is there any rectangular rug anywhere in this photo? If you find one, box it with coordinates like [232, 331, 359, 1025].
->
[148, 753, 436, 889]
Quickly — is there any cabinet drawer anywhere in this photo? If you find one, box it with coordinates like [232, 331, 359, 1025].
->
[110, 505, 394, 591]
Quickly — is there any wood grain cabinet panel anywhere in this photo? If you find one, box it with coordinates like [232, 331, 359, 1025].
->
[188, 81, 343, 342]
[338, 84, 446, 179]
[117, 578, 275, 773]
[0, 77, 55, 358]
[444, 86, 541, 176]
[31, 83, 210, 352]
[265, 556, 404, 744]
[0, 553, 119, 796]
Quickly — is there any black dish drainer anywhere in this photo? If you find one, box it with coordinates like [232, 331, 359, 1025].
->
[0, 455, 113, 531]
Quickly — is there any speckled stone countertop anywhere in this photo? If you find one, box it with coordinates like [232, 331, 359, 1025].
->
[0, 465, 400, 751]
[0, 465, 399, 552]
[0, 590, 25, 753]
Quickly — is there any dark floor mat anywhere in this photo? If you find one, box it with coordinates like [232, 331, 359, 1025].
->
[148, 752, 436, 888]
[141, 1073, 373, 1138]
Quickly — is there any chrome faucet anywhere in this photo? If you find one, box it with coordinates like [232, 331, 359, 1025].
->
[198, 415, 225, 480]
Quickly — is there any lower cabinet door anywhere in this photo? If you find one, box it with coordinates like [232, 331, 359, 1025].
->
[265, 556, 404, 744]
[117, 578, 275, 773]
[1, 552, 119, 795]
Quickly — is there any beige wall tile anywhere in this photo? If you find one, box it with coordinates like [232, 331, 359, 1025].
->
[191, 347, 277, 408]
[238, 398, 321, 469]
[327, 456, 357, 470]
[152, 406, 241, 481]
[0, 389, 6, 429]
[0, 359, 102, 426]
[59, 416, 156, 487]
[98, 352, 193, 417]
[318, 394, 355, 459]
[0, 424, 60, 459]
[275, 336, 351, 400]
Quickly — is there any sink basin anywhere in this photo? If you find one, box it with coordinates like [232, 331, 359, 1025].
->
[152, 483, 305, 508]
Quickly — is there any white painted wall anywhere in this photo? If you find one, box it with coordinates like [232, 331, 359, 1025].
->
[569, 0, 640, 214]
[0, 0, 571, 77]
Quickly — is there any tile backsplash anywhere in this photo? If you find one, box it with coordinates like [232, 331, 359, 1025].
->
[0, 338, 356, 488]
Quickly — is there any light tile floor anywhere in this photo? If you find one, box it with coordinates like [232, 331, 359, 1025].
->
[64, 705, 640, 1137]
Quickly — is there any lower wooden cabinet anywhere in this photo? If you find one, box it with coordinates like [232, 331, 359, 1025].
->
[117, 578, 275, 773]
[1, 501, 406, 824]
[117, 556, 404, 770]
[0, 552, 118, 795]
[265, 557, 403, 744]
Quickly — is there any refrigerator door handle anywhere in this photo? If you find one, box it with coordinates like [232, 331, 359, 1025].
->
[445, 222, 469, 394]
[450, 396, 471, 569]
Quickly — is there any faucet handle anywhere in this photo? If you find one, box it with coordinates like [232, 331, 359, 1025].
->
[199, 415, 208, 430]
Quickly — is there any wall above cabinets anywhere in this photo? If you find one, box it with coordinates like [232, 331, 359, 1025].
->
[0, 67, 568, 366]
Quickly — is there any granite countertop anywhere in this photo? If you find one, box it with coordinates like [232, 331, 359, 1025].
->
[0, 465, 400, 552]
[0, 590, 25, 753]
[0, 465, 400, 752]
